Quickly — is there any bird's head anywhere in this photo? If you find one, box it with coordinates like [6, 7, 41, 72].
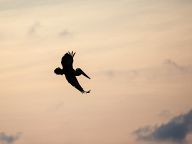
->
[54, 67, 64, 75]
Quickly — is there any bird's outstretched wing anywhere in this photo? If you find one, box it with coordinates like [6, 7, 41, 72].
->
[61, 51, 76, 69]
[65, 74, 88, 93]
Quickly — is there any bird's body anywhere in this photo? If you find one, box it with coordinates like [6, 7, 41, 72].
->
[54, 51, 90, 93]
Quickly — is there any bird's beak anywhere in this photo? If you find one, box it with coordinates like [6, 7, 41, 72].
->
[82, 71, 91, 79]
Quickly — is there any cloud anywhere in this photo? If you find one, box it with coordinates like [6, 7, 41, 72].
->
[58, 29, 72, 38]
[158, 110, 172, 118]
[28, 22, 41, 36]
[134, 110, 192, 143]
[99, 59, 192, 82]
[0, 0, 66, 11]
[0, 132, 21, 144]
[162, 59, 186, 72]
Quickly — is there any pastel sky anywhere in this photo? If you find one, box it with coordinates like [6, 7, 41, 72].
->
[0, 0, 192, 144]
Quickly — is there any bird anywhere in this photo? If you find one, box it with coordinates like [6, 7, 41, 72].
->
[54, 51, 91, 93]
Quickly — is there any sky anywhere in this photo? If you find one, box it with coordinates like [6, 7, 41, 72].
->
[0, 0, 192, 144]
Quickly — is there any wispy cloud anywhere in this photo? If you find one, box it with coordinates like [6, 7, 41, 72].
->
[0, 0, 66, 11]
[58, 29, 72, 38]
[99, 59, 192, 82]
[158, 110, 172, 118]
[0, 132, 21, 144]
[134, 110, 192, 144]
[28, 22, 41, 36]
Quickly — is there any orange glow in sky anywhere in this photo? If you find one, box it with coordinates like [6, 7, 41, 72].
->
[0, 0, 192, 144]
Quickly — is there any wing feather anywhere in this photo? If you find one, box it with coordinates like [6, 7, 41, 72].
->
[65, 74, 84, 93]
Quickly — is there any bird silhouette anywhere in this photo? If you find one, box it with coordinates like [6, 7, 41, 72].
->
[54, 51, 91, 93]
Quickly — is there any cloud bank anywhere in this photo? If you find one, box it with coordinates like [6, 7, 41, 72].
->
[134, 110, 192, 143]
[0, 132, 21, 144]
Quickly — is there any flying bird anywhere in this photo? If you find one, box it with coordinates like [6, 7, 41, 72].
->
[54, 51, 91, 93]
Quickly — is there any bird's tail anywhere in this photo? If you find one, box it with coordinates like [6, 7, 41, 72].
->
[86, 90, 91, 93]
[82, 90, 91, 94]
